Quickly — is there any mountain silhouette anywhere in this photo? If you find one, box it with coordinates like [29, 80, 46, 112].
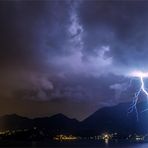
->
[0, 102, 148, 135]
[33, 113, 79, 130]
[81, 101, 148, 135]
[81, 102, 135, 135]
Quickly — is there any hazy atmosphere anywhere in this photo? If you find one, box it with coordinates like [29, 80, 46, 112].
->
[1, 0, 148, 120]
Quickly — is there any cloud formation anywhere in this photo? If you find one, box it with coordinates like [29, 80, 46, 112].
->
[1, 0, 148, 120]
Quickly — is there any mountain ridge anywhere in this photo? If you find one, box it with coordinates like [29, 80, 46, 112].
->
[1, 102, 148, 135]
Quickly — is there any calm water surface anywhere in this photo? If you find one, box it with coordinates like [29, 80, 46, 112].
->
[33, 141, 148, 148]
[100, 143, 148, 148]
[1, 141, 148, 148]
[35, 143, 148, 148]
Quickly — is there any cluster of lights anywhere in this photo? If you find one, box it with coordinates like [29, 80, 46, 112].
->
[53, 134, 77, 141]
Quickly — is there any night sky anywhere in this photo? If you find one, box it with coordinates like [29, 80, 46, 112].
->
[1, 0, 148, 121]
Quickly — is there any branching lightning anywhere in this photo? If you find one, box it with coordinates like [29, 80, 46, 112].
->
[128, 71, 148, 120]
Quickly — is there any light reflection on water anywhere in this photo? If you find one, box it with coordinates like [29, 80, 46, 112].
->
[63, 144, 148, 148]
[32, 142, 148, 148]
[100, 143, 148, 148]
[45, 144, 148, 148]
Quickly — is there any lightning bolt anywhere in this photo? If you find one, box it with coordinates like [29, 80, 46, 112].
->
[128, 71, 148, 120]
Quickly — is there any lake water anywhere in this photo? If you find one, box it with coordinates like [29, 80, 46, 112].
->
[35, 144, 148, 148]
[47, 143, 148, 148]
[1, 141, 148, 147]
[97, 143, 148, 148]
[32, 141, 148, 148]
[37, 142, 148, 148]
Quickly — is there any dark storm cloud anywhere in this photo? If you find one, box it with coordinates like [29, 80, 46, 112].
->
[78, 0, 148, 74]
[0, 0, 71, 98]
[0, 1, 42, 67]
[1, 0, 148, 120]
